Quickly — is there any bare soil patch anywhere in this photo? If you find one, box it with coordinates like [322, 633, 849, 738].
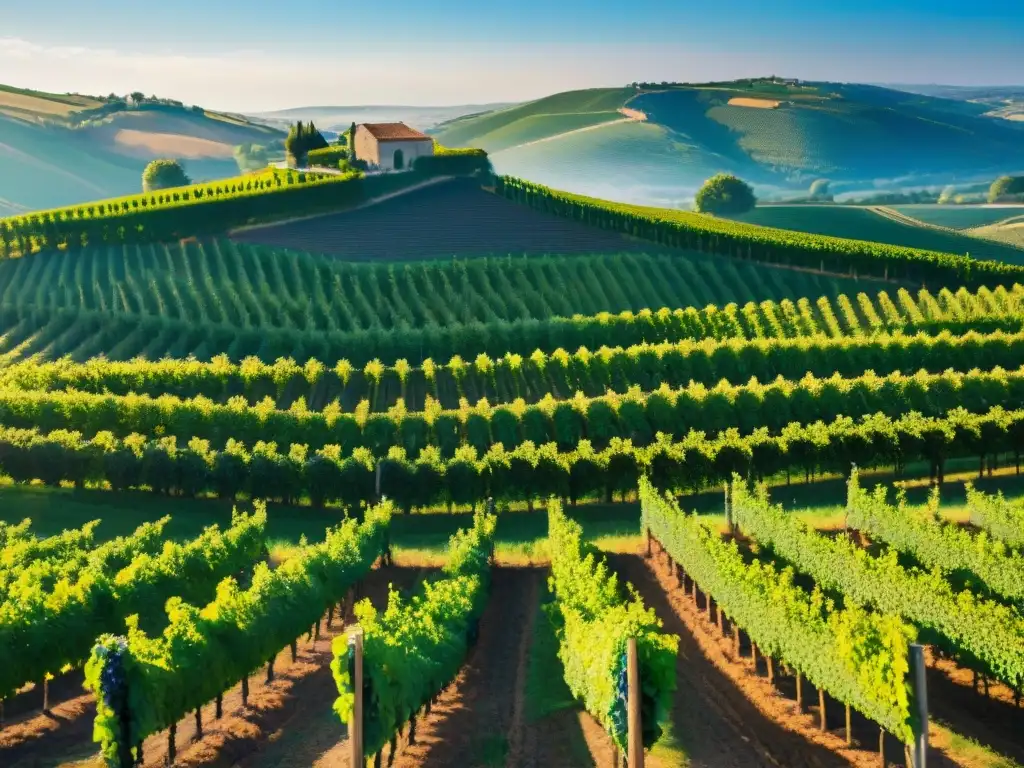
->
[113, 129, 235, 159]
[727, 98, 781, 109]
[0, 92, 86, 116]
[618, 107, 648, 121]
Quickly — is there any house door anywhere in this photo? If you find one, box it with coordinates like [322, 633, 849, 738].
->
[393, 149, 404, 170]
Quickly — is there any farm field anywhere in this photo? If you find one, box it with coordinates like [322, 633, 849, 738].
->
[437, 83, 1024, 207]
[428, 87, 636, 150]
[231, 177, 666, 258]
[0, 84, 283, 214]
[729, 204, 1024, 264]
[460, 110, 626, 154]
[5, 147, 1024, 768]
[972, 219, 1024, 248]
[0, 234, 886, 368]
[888, 204, 1024, 230]
[3, 458, 1024, 768]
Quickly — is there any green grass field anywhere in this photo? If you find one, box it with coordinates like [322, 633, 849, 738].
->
[431, 88, 635, 148]
[888, 204, 1024, 230]
[471, 110, 624, 153]
[730, 204, 1024, 264]
[4, 457, 1020, 563]
[492, 120, 730, 206]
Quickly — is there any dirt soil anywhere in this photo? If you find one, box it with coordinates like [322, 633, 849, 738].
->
[924, 649, 1024, 765]
[306, 566, 611, 768]
[631, 540, 1024, 768]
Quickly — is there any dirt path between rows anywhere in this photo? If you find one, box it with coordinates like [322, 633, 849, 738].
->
[608, 549, 868, 768]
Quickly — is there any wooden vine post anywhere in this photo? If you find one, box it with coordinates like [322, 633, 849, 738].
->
[349, 627, 365, 768]
[626, 636, 644, 768]
[910, 643, 929, 768]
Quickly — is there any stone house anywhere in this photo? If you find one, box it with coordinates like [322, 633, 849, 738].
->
[353, 123, 434, 172]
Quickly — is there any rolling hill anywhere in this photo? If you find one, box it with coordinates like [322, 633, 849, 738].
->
[0, 85, 284, 215]
[431, 80, 1024, 207]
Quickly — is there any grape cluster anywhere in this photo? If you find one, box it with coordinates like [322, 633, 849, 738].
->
[96, 636, 129, 709]
[608, 651, 629, 741]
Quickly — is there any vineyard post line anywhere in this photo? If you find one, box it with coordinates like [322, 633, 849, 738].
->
[910, 643, 929, 768]
[627, 636, 643, 768]
[349, 626, 365, 767]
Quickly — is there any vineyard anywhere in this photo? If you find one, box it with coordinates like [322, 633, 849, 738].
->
[3, 168, 1024, 768]
[0, 238, 882, 367]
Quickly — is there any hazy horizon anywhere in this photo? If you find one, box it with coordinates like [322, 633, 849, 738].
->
[3, 1, 1023, 112]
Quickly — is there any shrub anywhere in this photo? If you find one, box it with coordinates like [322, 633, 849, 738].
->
[307, 147, 348, 168]
[141, 160, 190, 193]
[694, 174, 757, 215]
[989, 176, 1024, 203]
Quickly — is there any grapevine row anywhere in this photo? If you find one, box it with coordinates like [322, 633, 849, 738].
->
[729, 479, 1024, 693]
[0, 517, 169, 602]
[332, 508, 495, 759]
[0, 241, 868, 342]
[639, 477, 919, 744]
[0, 507, 267, 700]
[846, 474, 1024, 606]
[0, 406, 1018, 511]
[7, 325, 1024, 414]
[965, 483, 1024, 550]
[1, 251, 1020, 369]
[547, 498, 677, 748]
[85, 501, 391, 766]
[1, 519, 99, 571]
[0, 171, 438, 257]
[1, 365, 1021, 458]
[498, 176, 1024, 287]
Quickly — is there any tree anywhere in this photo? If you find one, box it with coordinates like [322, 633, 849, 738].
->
[989, 175, 1024, 203]
[142, 159, 190, 192]
[233, 143, 269, 173]
[937, 185, 957, 204]
[808, 179, 832, 202]
[349, 122, 358, 162]
[694, 174, 757, 215]
[284, 121, 329, 166]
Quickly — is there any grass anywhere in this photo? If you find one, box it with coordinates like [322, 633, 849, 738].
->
[473, 110, 624, 153]
[492, 120, 729, 206]
[5, 456, 1023, 564]
[932, 722, 1022, 768]
[889, 205, 1024, 230]
[972, 220, 1024, 248]
[729, 205, 1024, 264]
[430, 88, 635, 149]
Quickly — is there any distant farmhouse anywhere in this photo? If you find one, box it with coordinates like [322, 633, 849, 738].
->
[354, 123, 434, 172]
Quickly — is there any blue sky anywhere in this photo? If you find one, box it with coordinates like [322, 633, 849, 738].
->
[3, 0, 1022, 111]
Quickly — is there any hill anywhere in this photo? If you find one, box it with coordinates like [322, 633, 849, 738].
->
[0, 85, 285, 215]
[727, 204, 1024, 264]
[248, 103, 514, 133]
[431, 80, 1024, 207]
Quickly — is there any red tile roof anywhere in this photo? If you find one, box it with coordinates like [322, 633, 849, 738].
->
[360, 122, 432, 142]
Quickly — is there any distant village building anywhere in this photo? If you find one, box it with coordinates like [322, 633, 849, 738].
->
[353, 123, 434, 172]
